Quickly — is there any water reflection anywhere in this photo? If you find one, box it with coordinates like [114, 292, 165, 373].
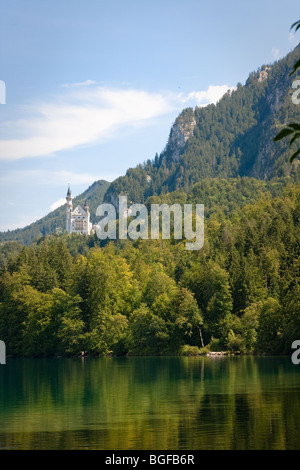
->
[0, 356, 299, 449]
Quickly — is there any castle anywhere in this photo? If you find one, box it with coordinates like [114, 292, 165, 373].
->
[66, 185, 93, 235]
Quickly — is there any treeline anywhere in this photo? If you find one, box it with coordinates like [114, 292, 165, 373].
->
[0, 178, 299, 357]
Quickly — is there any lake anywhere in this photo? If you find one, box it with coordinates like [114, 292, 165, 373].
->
[0, 356, 299, 450]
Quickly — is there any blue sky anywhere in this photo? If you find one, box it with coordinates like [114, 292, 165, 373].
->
[0, 0, 299, 231]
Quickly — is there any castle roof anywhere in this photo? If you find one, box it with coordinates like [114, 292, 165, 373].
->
[72, 205, 88, 216]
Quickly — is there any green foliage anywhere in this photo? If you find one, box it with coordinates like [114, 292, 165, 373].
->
[273, 21, 300, 162]
[128, 304, 169, 355]
[256, 298, 283, 354]
[0, 35, 299, 357]
[0, 177, 299, 357]
[274, 123, 300, 163]
[207, 337, 223, 352]
[178, 344, 203, 356]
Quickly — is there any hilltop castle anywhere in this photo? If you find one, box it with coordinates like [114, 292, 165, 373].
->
[66, 185, 93, 235]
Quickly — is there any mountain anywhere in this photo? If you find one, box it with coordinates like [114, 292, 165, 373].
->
[104, 45, 300, 206]
[0, 180, 110, 246]
[0, 45, 300, 245]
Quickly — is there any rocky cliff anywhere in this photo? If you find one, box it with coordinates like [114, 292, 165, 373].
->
[164, 108, 197, 163]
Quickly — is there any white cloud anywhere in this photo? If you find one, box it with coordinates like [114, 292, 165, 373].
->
[289, 31, 298, 47]
[50, 197, 66, 211]
[60, 79, 97, 88]
[176, 84, 236, 107]
[272, 48, 280, 60]
[44, 170, 102, 186]
[0, 83, 233, 161]
[0, 86, 174, 161]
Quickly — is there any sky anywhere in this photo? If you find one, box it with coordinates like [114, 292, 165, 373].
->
[0, 0, 299, 232]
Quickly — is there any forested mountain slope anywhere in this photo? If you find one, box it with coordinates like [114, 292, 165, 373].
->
[1, 45, 299, 245]
[104, 45, 300, 205]
[0, 180, 110, 246]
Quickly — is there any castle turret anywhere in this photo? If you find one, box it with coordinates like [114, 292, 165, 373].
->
[83, 200, 92, 235]
[66, 185, 73, 233]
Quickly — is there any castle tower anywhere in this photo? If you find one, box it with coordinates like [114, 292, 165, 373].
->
[83, 200, 92, 235]
[66, 185, 73, 233]
[65, 186, 93, 235]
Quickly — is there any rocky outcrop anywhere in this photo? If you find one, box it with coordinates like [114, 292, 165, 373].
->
[166, 108, 196, 163]
[258, 66, 271, 83]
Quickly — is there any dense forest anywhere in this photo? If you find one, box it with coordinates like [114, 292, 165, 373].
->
[0, 45, 299, 358]
[0, 177, 299, 357]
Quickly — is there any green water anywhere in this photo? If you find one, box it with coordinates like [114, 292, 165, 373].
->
[0, 356, 299, 450]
